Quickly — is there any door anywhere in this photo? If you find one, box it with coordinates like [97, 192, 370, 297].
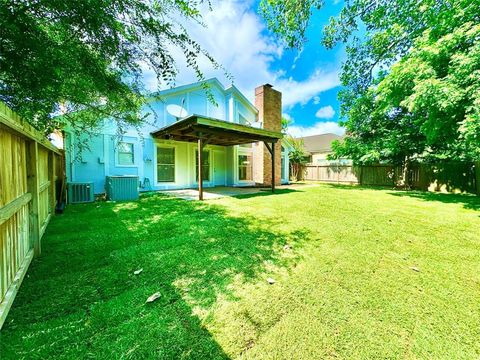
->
[213, 150, 226, 186]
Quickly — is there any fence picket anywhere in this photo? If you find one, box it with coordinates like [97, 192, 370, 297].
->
[0, 102, 63, 329]
[303, 163, 477, 194]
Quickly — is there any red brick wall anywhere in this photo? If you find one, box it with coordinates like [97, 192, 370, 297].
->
[253, 84, 282, 186]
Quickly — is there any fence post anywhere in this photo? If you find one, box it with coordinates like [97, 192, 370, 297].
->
[27, 141, 41, 256]
[48, 152, 56, 215]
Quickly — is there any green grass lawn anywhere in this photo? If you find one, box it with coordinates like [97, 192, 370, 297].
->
[1, 185, 479, 359]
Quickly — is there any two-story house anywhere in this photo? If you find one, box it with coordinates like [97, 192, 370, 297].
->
[65, 78, 290, 197]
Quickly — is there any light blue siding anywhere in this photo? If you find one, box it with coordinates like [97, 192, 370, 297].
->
[65, 133, 105, 194]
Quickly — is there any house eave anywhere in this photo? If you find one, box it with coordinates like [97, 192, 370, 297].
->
[148, 78, 225, 100]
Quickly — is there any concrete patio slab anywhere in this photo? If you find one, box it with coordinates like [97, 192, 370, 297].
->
[160, 183, 318, 200]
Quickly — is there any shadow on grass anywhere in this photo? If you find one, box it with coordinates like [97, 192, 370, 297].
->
[320, 183, 397, 192]
[0, 194, 308, 359]
[234, 188, 302, 200]
[321, 182, 480, 212]
[387, 190, 480, 212]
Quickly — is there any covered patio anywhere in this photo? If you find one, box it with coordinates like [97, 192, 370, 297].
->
[151, 115, 283, 200]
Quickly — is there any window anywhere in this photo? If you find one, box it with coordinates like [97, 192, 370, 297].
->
[238, 113, 249, 125]
[157, 147, 175, 182]
[117, 142, 134, 165]
[238, 154, 253, 181]
[281, 154, 286, 180]
[195, 150, 210, 181]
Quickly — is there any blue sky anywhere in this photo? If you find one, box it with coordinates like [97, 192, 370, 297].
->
[144, 0, 345, 137]
[267, 1, 346, 136]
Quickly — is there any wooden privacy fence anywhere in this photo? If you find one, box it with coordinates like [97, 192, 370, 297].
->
[304, 163, 480, 194]
[304, 164, 402, 186]
[0, 102, 62, 329]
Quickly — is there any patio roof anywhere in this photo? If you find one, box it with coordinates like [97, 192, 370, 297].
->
[151, 115, 283, 200]
[150, 115, 283, 146]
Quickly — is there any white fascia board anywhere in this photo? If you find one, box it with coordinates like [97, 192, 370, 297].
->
[148, 78, 225, 100]
[225, 84, 258, 115]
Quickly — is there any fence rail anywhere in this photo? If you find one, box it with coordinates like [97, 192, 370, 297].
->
[0, 102, 62, 329]
[304, 163, 479, 195]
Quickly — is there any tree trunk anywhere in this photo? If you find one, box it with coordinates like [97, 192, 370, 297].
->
[402, 156, 411, 190]
[475, 161, 480, 196]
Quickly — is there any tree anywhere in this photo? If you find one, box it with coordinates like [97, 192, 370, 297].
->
[286, 136, 308, 181]
[281, 116, 292, 134]
[333, 22, 480, 165]
[261, 0, 480, 164]
[0, 0, 223, 134]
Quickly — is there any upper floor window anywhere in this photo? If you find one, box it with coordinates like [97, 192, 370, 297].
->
[238, 113, 250, 125]
[117, 142, 134, 165]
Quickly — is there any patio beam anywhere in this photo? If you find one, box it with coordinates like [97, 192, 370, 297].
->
[151, 115, 283, 147]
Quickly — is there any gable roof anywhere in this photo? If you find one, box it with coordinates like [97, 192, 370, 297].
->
[225, 84, 258, 114]
[151, 78, 224, 98]
[297, 133, 344, 154]
[151, 78, 258, 114]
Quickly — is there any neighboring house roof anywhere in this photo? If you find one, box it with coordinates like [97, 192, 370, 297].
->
[151, 77, 258, 115]
[298, 133, 344, 154]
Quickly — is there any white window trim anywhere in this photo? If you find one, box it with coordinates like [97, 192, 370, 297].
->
[115, 141, 137, 168]
[235, 146, 255, 184]
[281, 146, 290, 183]
[154, 143, 178, 185]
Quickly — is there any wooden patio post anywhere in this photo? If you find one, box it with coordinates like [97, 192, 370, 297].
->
[198, 138, 203, 201]
[271, 141, 275, 193]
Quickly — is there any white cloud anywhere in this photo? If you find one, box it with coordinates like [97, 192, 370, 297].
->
[315, 105, 336, 119]
[143, 1, 282, 97]
[288, 121, 345, 137]
[282, 113, 293, 121]
[276, 70, 340, 108]
[142, 0, 341, 109]
[313, 96, 320, 104]
[291, 49, 303, 70]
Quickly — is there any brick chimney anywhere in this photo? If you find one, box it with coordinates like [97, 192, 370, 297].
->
[253, 84, 282, 186]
